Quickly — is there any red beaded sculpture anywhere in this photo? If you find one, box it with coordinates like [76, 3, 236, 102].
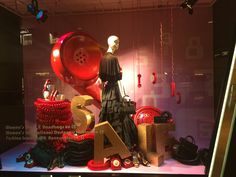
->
[34, 98, 72, 151]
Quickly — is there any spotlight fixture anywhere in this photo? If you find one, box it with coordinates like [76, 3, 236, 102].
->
[27, 0, 48, 22]
[36, 9, 48, 22]
[180, 0, 198, 15]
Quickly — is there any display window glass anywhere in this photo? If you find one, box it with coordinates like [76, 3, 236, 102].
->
[0, 1, 235, 177]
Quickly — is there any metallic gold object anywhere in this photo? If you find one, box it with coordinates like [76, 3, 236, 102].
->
[71, 95, 95, 134]
[94, 121, 131, 164]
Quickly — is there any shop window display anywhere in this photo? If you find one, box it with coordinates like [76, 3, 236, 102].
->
[0, 3, 234, 177]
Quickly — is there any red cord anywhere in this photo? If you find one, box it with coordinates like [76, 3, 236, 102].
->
[87, 160, 110, 171]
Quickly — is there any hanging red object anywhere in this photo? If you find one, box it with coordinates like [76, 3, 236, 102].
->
[50, 31, 103, 105]
[170, 81, 176, 97]
[170, 9, 176, 98]
[152, 72, 157, 84]
[176, 91, 181, 104]
[137, 74, 142, 88]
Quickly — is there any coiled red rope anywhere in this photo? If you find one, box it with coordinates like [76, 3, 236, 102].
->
[35, 98, 73, 151]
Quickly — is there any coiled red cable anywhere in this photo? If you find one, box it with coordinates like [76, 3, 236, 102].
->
[87, 160, 110, 171]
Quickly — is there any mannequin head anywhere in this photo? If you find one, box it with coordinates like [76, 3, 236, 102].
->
[107, 35, 119, 53]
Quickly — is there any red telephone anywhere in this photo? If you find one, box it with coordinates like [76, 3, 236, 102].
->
[51, 31, 103, 107]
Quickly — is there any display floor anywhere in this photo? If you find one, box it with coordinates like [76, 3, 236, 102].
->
[0, 142, 205, 175]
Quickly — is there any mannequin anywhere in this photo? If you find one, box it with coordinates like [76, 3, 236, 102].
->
[98, 35, 138, 150]
[107, 35, 119, 54]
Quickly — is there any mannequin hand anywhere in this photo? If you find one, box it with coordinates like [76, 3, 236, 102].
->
[95, 78, 103, 89]
[104, 81, 108, 87]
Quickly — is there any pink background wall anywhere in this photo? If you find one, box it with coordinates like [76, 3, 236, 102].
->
[22, 7, 214, 148]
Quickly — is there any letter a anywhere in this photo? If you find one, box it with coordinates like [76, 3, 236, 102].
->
[94, 121, 131, 163]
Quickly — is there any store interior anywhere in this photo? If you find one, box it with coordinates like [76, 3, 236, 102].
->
[0, 0, 235, 177]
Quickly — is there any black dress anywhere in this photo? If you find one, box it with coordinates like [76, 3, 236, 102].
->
[99, 52, 138, 149]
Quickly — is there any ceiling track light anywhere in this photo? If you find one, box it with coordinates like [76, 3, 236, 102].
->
[27, 0, 48, 22]
[180, 0, 198, 15]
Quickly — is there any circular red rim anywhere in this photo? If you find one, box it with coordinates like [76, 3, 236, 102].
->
[133, 106, 162, 125]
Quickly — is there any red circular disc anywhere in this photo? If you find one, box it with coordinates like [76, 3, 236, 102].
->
[61, 33, 103, 81]
[133, 106, 162, 126]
